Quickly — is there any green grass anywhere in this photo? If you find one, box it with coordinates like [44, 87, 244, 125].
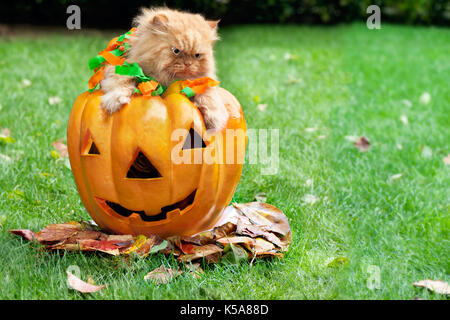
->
[0, 23, 448, 300]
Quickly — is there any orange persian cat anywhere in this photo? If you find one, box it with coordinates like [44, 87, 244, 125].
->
[100, 7, 228, 130]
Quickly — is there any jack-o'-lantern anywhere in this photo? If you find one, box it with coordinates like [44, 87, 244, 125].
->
[67, 81, 247, 237]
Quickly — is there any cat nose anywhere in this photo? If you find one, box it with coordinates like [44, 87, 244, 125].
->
[184, 62, 192, 67]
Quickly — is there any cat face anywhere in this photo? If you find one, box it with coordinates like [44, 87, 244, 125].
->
[129, 8, 219, 86]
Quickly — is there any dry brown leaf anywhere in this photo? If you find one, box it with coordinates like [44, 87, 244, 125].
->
[144, 265, 183, 284]
[278, 232, 292, 251]
[105, 234, 133, 242]
[65, 230, 104, 243]
[167, 236, 195, 255]
[216, 236, 255, 247]
[49, 239, 122, 255]
[67, 271, 105, 293]
[8, 229, 37, 241]
[77, 239, 122, 255]
[212, 222, 237, 239]
[37, 223, 81, 243]
[413, 279, 450, 295]
[233, 202, 290, 236]
[52, 140, 69, 158]
[105, 234, 135, 249]
[252, 238, 276, 254]
[354, 136, 370, 152]
[9, 203, 291, 265]
[236, 216, 282, 248]
[47, 243, 81, 251]
[181, 230, 215, 246]
[179, 242, 195, 254]
[204, 252, 222, 264]
[178, 244, 223, 262]
[255, 251, 283, 258]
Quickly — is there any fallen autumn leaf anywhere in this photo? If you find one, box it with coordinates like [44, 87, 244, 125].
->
[144, 265, 183, 284]
[9, 229, 37, 241]
[52, 140, 69, 158]
[67, 271, 105, 293]
[8, 203, 291, 268]
[413, 279, 450, 295]
[354, 136, 370, 152]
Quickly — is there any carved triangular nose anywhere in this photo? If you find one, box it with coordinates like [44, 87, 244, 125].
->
[126, 150, 162, 179]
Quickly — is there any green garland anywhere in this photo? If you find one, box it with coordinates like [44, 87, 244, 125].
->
[114, 62, 165, 96]
[87, 30, 166, 96]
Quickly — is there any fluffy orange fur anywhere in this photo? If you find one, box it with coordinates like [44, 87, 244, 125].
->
[100, 7, 229, 130]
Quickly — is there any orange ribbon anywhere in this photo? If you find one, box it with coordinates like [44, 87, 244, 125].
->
[182, 77, 220, 95]
[137, 80, 159, 96]
[88, 67, 105, 91]
[99, 51, 125, 66]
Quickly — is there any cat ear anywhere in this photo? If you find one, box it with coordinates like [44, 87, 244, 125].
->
[151, 14, 169, 32]
[207, 20, 220, 30]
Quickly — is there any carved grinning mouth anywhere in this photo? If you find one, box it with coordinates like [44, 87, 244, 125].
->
[97, 189, 197, 222]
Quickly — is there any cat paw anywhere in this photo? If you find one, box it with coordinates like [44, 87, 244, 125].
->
[101, 90, 131, 114]
[197, 105, 229, 132]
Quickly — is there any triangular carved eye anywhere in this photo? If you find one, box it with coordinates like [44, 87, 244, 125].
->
[127, 151, 162, 179]
[182, 128, 206, 150]
[88, 142, 100, 155]
[82, 130, 100, 155]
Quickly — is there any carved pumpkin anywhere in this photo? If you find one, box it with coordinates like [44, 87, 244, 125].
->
[67, 81, 247, 237]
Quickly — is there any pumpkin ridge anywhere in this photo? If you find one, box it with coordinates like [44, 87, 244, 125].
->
[78, 94, 111, 229]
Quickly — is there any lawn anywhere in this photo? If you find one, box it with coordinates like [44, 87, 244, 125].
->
[0, 23, 448, 300]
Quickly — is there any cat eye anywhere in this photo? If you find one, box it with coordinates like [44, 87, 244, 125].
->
[195, 53, 201, 59]
[171, 47, 181, 55]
